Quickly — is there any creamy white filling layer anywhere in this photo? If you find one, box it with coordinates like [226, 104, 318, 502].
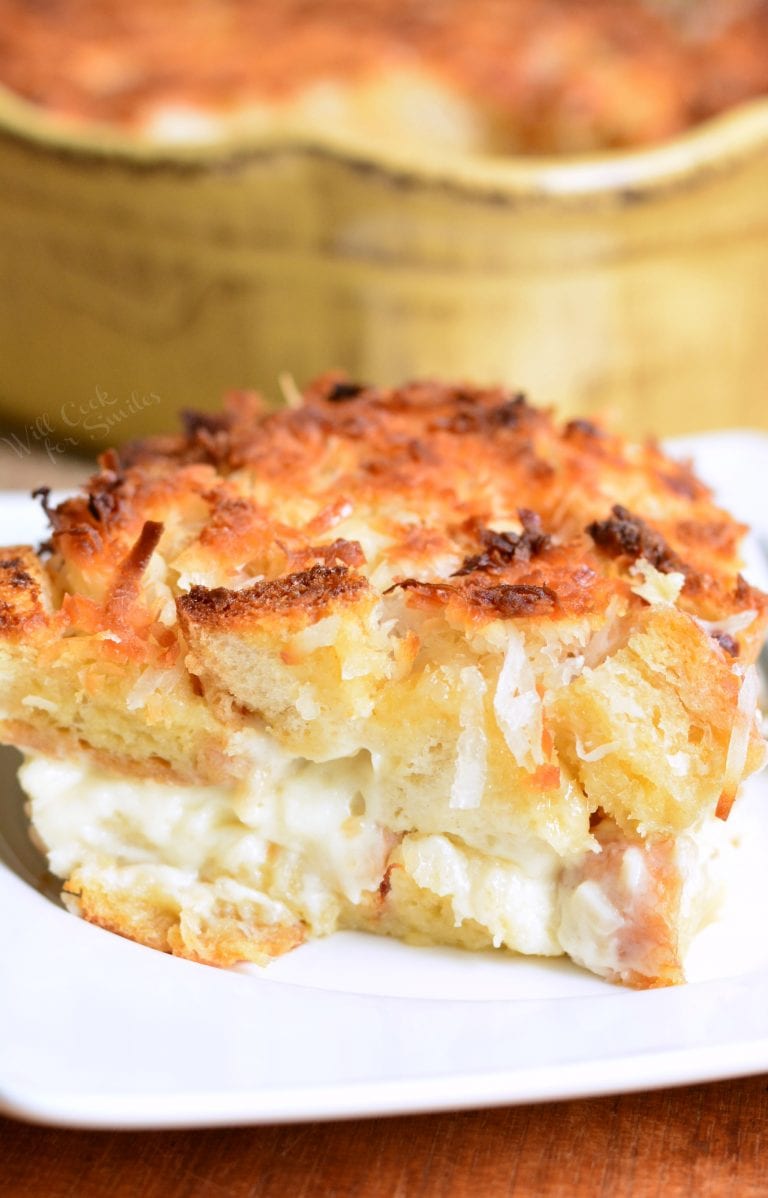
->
[18, 751, 728, 978]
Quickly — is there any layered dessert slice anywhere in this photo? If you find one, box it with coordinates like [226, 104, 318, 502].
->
[1, 376, 765, 986]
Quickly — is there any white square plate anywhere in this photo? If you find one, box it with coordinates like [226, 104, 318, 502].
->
[2, 430, 768, 1129]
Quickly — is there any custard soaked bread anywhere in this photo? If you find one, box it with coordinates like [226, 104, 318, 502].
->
[1, 377, 765, 986]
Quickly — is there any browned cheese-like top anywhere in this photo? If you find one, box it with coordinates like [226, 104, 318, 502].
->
[4, 374, 758, 672]
[1, 1, 768, 152]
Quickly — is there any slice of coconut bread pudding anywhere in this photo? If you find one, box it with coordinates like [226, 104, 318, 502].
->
[1, 375, 765, 986]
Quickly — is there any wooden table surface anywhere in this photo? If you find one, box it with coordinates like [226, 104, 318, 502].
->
[2, 448, 767, 1196]
[3, 1076, 768, 1197]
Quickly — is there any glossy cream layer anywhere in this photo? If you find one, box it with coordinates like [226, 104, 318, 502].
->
[18, 750, 728, 979]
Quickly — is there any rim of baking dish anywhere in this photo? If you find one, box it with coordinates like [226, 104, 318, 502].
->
[1, 82, 768, 207]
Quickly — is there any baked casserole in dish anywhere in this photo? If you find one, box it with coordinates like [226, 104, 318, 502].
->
[1, 0, 768, 441]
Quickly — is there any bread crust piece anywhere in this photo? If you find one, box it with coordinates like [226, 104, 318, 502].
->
[1, 375, 766, 986]
[64, 866, 306, 966]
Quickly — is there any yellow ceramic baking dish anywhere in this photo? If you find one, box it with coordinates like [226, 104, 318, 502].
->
[0, 82, 767, 447]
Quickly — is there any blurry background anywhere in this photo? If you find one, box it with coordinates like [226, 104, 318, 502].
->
[1, 0, 768, 465]
[1, 446, 88, 490]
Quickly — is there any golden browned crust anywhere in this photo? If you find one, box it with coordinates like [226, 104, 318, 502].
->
[64, 870, 306, 966]
[1, 374, 766, 774]
[178, 564, 371, 630]
[74, 375, 767, 642]
[0, 546, 51, 637]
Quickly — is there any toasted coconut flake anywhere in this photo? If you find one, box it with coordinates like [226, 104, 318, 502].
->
[449, 666, 487, 810]
[695, 610, 757, 638]
[21, 694, 57, 714]
[125, 664, 186, 712]
[721, 665, 761, 814]
[630, 559, 685, 607]
[293, 614, 341, 654]
[493, 633, 543, 771]
[278, 372, 305, 411]
[575, 736, 620, 763]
